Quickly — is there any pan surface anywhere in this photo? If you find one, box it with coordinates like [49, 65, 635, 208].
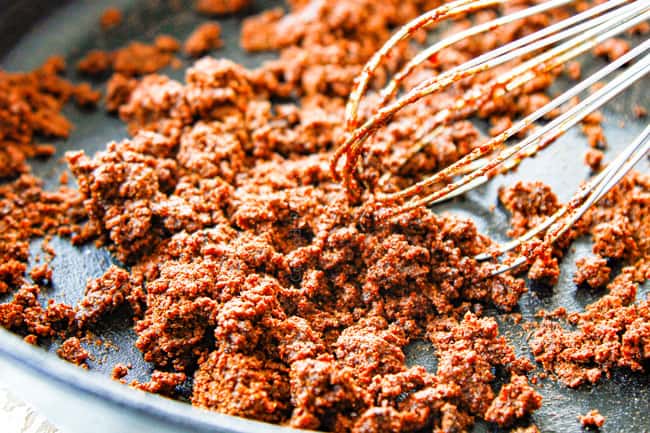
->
[0, 1, 648, 432]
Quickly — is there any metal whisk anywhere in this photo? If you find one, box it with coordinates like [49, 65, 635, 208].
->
[331, 0, 650, 276]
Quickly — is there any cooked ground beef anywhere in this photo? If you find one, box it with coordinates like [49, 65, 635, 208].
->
[0, 2, 647, 433]
[184, 23, 223, 57]
[579, 409, 605, 428]
[574, 256, 611, 289]
[57, 337, 89, 366]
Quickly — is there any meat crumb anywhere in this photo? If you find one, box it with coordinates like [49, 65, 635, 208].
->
[0, 58, 99, 179]
[574, 256, 610, 289]
[111, 363, 130, 380]
[593, 38, 630, 61]
[195, 0, 250, 15]
[100, 7, 123, 30]
[57, 337, 89, 367]
[584, 148, 604, 172]
[154, 35, 181, 53]
[77, 40, 178, 77]
[566, 61, 581, 80]
[484, 375, 542, 427]
[29, 263, 53, 285]
[633, 105, 647, 118]
[132, 371, 187, 397]
[184, 22, 223, 57]
[578, 409, 605, 428]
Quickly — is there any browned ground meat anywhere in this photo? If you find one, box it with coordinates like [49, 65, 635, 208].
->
[57, 337, 89, 366]
[0, 58, 99, 178]
[499, 181, 560, 238]
[76, 265, 139, 327]
[529, 172, 650, 388]
[195, 0, 250, 15]
[574, 256, 611, 289]
[132, 370, 187, 397]
[593, 38, 630, 61]
[100, 7, 123, 30]
[584, 148, 604, 171]
[111, 363, 129, 380]
[579, 409, 606, 428]
[184, 23, 223, 57]
[484, 375, 542, 427]
[77, 38, 180, 77]
[29, 263, 52, 285]
[0, 2, 647, 433]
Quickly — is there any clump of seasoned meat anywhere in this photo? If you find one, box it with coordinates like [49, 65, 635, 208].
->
[591, 213, 638, 260]
[0, 175, 84, 297]
[1, 2, 647, 433]
[499, 181, 560, 238]
[77, 37, 180, 77]
[192, 350, 291, 422]
[195, 0, 250, 15]
[76, 265, 140, 327]
[100, 7, 123, 30]
[132, 371, 187, 397]
[484, 375, 542, 427]
[0, 57, 100, 178]
[574, 256, 610, 289]
[579, 409, 605, 428]
[584, 148, 604, 171]
[184, 23, 223, 57]
[57, 337, 89, 366]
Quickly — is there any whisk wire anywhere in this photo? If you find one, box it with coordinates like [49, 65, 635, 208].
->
[335, 0, 649, 277]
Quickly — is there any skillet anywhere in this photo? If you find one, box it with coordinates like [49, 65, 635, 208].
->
[0, 1, 648, 432]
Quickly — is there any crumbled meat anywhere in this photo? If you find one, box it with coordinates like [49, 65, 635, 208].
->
[57, 337, 89, 366]
[584, 148, 604, 171]
[574, 256, 610, 289]
[77, 40, 179, 77]
[76, 265, 138, 327]
[111, 363, 129, 380]
[195, 0, 250, 15]
[105, 73, 138, 112]
[579, 409, 605, 428]
[593, 38, 630, 61]
[529, 173, 650, 387]
[192, 350, 290, 422]
[155, 35, 181, 53]
[0, 3, 648, 433]
[484, 375, 542, 427]
[0, 58, 99, 178]
[591, 213, 637, 260]
[29, 263, 52, 285]
[499, 181, 560, 237]
[184, 23, 223, 57]
[132, 370, 187, 397]
[100, 7, 123, 30]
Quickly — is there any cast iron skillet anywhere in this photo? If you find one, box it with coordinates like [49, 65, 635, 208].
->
[0, 1, 648, 432]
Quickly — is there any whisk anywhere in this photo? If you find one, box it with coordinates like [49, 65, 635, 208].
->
[331, 0, 650, 276]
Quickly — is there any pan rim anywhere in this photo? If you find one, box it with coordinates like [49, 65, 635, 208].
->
[0, 327, 308, 433]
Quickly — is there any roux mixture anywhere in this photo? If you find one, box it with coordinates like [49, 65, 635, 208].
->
[0, 1, 648, 432]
